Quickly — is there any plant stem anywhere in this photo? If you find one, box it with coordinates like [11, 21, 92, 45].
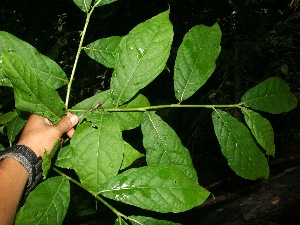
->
[53, 167, 127, 219]
[69, 103, 243, 114]
[103, 103, 243, 112]
[64, 6, 96, 110]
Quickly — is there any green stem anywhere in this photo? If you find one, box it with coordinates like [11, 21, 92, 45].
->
[69, 103, 243, 114]
[53, 167, 88, 191]
[103, 103, 242, 112]
[53, 167, 126, 219]
[64, 5, 96, 110]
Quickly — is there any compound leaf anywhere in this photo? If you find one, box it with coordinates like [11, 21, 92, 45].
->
[241, 77, 297, 114]
[242, 108, 275, 156]
[111, 10, 173, 105]
[212, 109, 269, 180]
[2, 52, 65, 123]
[70, 112, 123, 192]
[73, 0, 92, 12]
[99, 166, 210, 213]
[142, 111, 198, 182]
[174, 23, 221, 102]
[15, 176, 70, 225]
[129, 216, 182, 225]
[84, 36, 122, 68]
[0, 31, 68, 89]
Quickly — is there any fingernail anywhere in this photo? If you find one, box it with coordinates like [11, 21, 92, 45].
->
[69, 115, 79, 124]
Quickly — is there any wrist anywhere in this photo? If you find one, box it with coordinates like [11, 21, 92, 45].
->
[0, 145, 43, 197]
[16, 142, 44, 158]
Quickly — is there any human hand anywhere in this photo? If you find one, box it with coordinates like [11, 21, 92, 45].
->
[16, 113, 79, 158]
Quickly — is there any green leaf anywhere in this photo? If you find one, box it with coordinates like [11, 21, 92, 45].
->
[42, 140, 61, 178]
[2, 52, 65, 122]
[174, 23, 221, 102]
[120, 141, 144, 170]
[71, 90, 111, 120]
[111, 94, 150, 131]
[0, 31, 68, 89]
[55, 145, 73, 169]
[241, 108, 275, 156]
[241, 77, 297, 114]
[129, 216, 182, 225]
[0, 143, 4, 151]
[15, 176, 70, 225]
[70, 112, 124, 192]
[142, 111, 198, 182]
[0, 110, 18, 124]
[7, 115, 26, 145]
[72, 91, 149, 130]
[114, 218, 129, 225]
[95, 0, 118, 7]
[0, 72, 12, 87]
[212, 109, 269, 180]
[99, 166, 210, 213]
[110, 10, 173, 105]
[84, 36, 122, 68]
[73, 0, 92, 12]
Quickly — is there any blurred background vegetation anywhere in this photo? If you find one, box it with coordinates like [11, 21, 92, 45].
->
[0, 0, 299, 224]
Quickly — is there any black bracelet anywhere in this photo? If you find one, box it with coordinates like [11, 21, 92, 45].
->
[0, 145, 42, 197]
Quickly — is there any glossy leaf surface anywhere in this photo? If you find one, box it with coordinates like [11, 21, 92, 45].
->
[95, 0, 119, 7]
[129, 216, 182, 225]
[73, 0, 92, 12]
[0, 72, 12, 87]
[0, 31, 68, 89]
[174, 24, 221, 102]
[212, 109, 269, 180]
[110, 10, 173, 105]
[70, 112, 123, 192]
[142, 111, 198, 182]
[100, 166, 209, 213]
[2, 52, 65, 122]
[242, 108, 275, 156]
[241, 77, 297, 114]
[15, 176, 70, 225]
[114, 218, 128, 225]
[85, 36, 122, 68]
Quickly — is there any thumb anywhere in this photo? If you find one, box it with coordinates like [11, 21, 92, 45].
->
[54, 114, 79, 136]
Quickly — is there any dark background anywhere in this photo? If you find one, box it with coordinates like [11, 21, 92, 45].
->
[1, 0, 299, 224]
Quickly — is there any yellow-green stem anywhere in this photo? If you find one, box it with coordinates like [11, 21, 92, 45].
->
[64, 6, 96, 110]
[53, 167, 126, 219]
[69, 103, 243, 114]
